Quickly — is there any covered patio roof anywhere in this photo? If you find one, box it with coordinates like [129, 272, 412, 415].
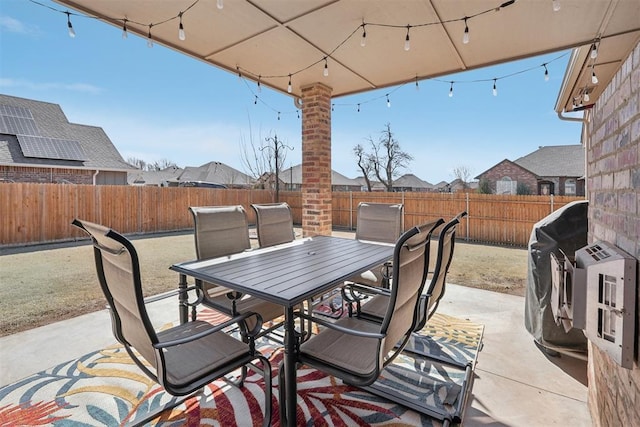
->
[53, 0, 640, 105]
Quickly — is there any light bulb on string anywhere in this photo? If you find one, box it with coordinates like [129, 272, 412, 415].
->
[462, 18, 469, 44]
[297, 110, 300, 119]
[357, 103, 361, 112]
[449, 82, 454, 98]
[323, 58, 329, 77]
[590, 42, 598, 59]
[360, 24, 367, 47]
[147, 25, 153, 48]
[237, 68, 242, 80]
[404, 26, 411, 51]
[492, 79, 498, 96]
[217, 0, 224, 10]
[277, 112, 281, 121]
[287, 75, 292, 93]
[591, 68, 598, 84]
[178, 13, 186, 41]
[257, 76, 262, 93]
[583, 92, 590, 102]
[121, 20, 128, 39]
[386, 94, 391, 108]
[552, 0, 561, 11]
[331, 104, 335, 112]
[66, 12, 76, 38]
[415, 77, 419, 91]
[543, 64, 549, 81]
[254, 95, 258, 105]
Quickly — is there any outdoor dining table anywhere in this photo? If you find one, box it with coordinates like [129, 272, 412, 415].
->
[170, 235, 394, 427]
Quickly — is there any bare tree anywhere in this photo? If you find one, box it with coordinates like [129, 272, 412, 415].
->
[354, 144, 374, 192]
[360, 123, 413, 192]
[452, 165, 473, 189]
[127, 157, 147, 170]
[149, 159, 178, 171]
[240, 118, 270, 182]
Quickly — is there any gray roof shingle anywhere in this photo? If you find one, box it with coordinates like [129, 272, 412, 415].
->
[513, 145, 584, 177]
[0, 94, 134, 171]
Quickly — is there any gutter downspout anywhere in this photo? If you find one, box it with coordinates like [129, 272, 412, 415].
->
[93, 169, 100, 185]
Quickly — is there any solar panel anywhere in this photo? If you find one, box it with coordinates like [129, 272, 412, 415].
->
[17, 135, 88, 161]
[0, 104, 40, 136]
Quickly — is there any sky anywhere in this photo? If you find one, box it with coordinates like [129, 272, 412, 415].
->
[0, 0, 584, 184]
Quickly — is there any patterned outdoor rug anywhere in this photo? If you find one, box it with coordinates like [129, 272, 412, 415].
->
[0, 310, 483, 426]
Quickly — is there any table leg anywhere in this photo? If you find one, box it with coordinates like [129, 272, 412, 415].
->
[281, 306, 297, 427]
[178, 273, 188, 324]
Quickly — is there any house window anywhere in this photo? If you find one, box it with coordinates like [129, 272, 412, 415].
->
[497, 176, 517, 195]
[565, 179, 576, 195]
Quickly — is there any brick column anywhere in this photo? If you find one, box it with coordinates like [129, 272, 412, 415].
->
[301, 82, 332, 236]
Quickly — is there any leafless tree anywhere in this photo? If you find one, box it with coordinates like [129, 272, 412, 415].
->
[356, 123, 413, 192]
[127, 157, 178, 171]
[240, 118, 269, 183]
[354, 144, 374, 192]
[127, 157, 147, 170]
[452, 165, 473, 189]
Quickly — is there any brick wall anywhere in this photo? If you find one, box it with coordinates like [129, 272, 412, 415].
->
[300, 82, 333, 236]
[479, 160, 538, 194]
[0, 166, 93, 184]
[586, 40, 639, 426]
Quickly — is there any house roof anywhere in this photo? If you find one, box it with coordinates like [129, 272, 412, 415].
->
[392, 174, 434, 189]
[52, 1, 640, 104]
[0, 94, 133, 171]
[513, 145, 584, 177]
[281, 164, 361, 187]
[127, 166, 183, 185]
[177, 161, 254, 186]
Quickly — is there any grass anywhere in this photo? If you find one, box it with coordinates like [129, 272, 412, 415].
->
[0, 231, 528, 337]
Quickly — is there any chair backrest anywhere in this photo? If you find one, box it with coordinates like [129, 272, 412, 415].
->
[189, 205, 251, 260]
[71, 219, 160, 371]
[251, 202, 295, 247]
[355, 202, 404, 244]
[379, 221, 433, 358]
[419, 211, 467, 326]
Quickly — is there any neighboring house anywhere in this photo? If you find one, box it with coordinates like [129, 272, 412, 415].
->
[354, 176, 386, 192]
[0, 94, 135, 184]
[172, 161, 254, 189]
[281, 164, 361, 192]
[392, 173, 435, 192]
[449, 178, 479, 193]
[434, 181, 451, 192]
[127, 166, 183, 186]
[475, 145, 585, 196]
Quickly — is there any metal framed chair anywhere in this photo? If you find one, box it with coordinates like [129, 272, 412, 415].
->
[293, 222, 433, 389]
[71, 218, 272, 427]
[347, 202, 404, 288]
[251, 202, 295, 247]
[189, 206, 284, 336]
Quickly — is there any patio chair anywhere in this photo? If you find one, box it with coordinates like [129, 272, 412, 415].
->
[346, 202, 404, 288]
[189, 206, 283, 336]
[293, 221, 433, 389]
[71, 219, 272, 427]
[347, 212, 466, 332]
[251, 202, 295, 247]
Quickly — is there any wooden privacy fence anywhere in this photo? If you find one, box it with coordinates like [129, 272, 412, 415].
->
[0, 183, 584, 247]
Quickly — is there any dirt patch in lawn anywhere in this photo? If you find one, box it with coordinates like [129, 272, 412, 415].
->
[0, 231, 528, 337]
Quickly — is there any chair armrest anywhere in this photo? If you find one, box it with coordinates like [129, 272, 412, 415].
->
[297, 311, 384, 339]
[154, 311, 263, 349]
[144, 285, 201, 304]
[341, 282, 390, 303]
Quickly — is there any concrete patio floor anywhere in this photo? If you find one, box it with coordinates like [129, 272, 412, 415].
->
[0, 281, 590, 426]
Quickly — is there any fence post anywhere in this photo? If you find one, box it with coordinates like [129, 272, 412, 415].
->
[550, 194, 554, 213]
[465, 192, 470, 241]
[349, 191, 353, 231]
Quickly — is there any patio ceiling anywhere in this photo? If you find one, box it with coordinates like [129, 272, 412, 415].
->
[53, 0, 640, 106]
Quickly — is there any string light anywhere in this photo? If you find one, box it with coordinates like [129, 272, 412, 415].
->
[360, 24, 367, 47]
[66, 12, 76, 38]
[121, 19, 128, 39]
[449, 82, 454, 97]
[178, 12, 185, 41]
[254, 95, 258, 105]
[331, 103, 335, 112]
[404, 26, 411, 51]
[323, 57, 329, 77]
[591, 67, 598, 84]
[583, 91, 590, 102]
[147, 24, 153, 48]
[257, 76, 262, 92]
[552, 0, 561, 12]
[492, 79, 498, 96]
[590, 42, 598, 59]
[462, 17, 469, 44]
[357, 103, 360, 112]
[277, 111, 281, 120]
[386, 94, 391, 108]
[415, 76, 419, 91]
[296, 109, 300, 119]
[287, 74, 292, 93]
[543, 63, 549, 81]
[217, 0, 224, 10]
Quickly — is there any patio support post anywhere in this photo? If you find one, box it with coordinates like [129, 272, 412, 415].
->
[300, 82, 333, 236]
